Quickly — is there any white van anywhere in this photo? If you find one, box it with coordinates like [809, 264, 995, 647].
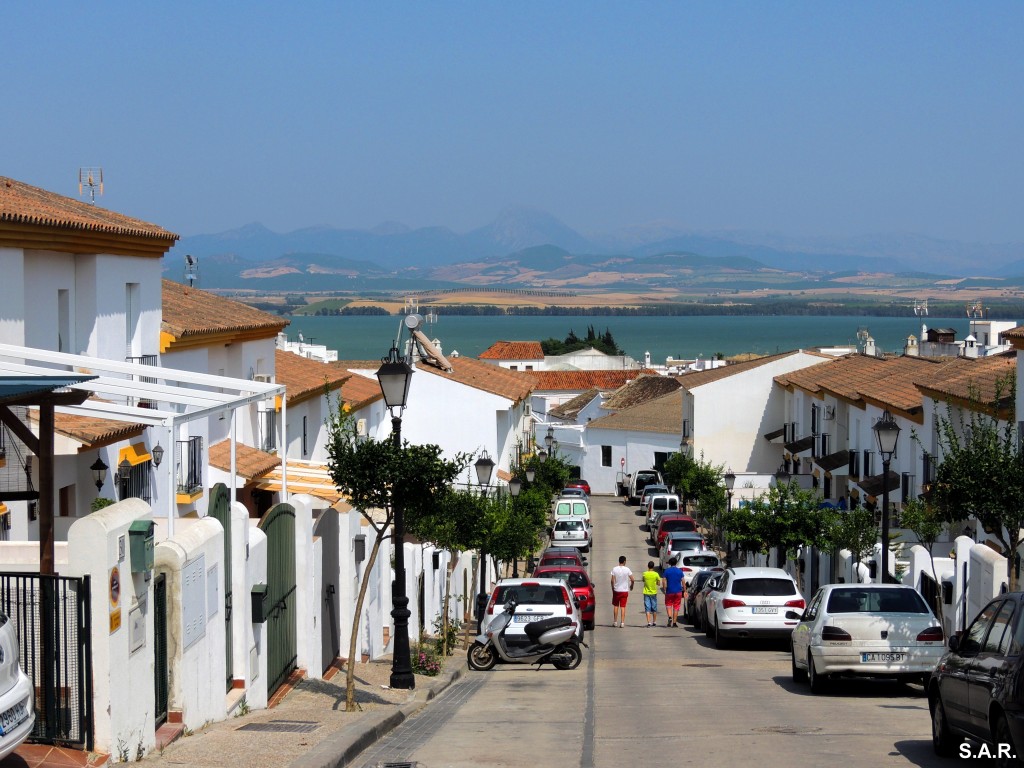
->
[553, 497, 591, 523]
[626, 469, 663, 505]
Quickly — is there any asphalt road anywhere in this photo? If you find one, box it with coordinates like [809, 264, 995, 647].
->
[358, 495, 952, 768]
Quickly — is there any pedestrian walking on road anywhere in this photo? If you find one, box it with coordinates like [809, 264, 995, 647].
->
[610, 555, 635, 628]
[661, 556, 685, 627]
[642, 561, 660, 627]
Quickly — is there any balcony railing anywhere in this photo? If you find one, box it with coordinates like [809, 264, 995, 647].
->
[126, 354, 158, 408]
[176, 436, 203, 495]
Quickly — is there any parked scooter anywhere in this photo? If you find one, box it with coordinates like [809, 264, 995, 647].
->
[467, 596, 585, 671]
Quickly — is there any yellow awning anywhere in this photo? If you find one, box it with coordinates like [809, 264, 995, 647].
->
[118, 442, 152, 467]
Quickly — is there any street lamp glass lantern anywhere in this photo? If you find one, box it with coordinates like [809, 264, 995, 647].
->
[90, 456, 108, 491]
[538, 450, 548, 464]
[376, 346, 413, 411]
[118, 458, 132, 482]
[151, 442, 164, 469]
[509, 477, 522, 497]
[474, 450, 495, 487]
[873, 409, 901, 460]
[525, 467, 536, 483]
[724, 469, 736, 491]
[544, 426, 554, 449]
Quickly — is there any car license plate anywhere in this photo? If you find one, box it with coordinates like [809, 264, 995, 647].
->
[0, 701, 27, 736]
[514, 614, 551, 623]
[861, 652, 906, 663]
[751, 606, 777, 614]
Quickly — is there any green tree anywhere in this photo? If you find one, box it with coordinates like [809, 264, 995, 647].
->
[325, 398, 468, 710]
[829, 506, 879, 584]
[741, 480, 824, 572]
[929, 374, 1024, 590]
[898, 497, 948, 629]
[663, 451, 724, 515]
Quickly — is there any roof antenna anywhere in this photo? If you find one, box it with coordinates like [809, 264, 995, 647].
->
[184, 254, 199, 287]
[78, 167, 104, 204]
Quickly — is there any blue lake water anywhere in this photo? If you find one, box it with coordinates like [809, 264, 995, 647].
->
[282, 314, 968, 363]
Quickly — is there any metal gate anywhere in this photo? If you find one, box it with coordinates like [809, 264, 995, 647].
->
[0, 572, 93, 749]
[258, 503, 296, 696]
[207, 483, 233, 691]
[153, 574, 168, 727]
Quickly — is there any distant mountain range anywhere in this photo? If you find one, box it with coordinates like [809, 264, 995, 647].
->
[170, 208, 1024, 292]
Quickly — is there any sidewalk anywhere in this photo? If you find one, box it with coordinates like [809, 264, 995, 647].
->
[5, 655, 467, 768]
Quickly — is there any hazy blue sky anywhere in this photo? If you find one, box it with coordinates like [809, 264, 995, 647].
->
[4, 2, 1022, 242]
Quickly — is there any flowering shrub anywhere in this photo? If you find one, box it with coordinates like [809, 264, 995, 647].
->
[411, 644, 442, 676]
[432, 614, 462, 656]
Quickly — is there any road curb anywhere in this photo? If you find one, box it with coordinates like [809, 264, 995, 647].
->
[294, 654, 468, 768]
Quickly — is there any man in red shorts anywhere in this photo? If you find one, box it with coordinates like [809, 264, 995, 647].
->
[609, 555, 635, 628]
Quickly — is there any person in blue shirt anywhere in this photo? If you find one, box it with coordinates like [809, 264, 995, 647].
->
[661, 557, 685, 628]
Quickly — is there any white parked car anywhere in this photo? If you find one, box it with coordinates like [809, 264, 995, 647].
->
[483, 578, 583, 647]
[550, 518, 591, 552]
[790, 583, 945, 693]
[703, 566, 805, 649]
[677, 552, 724, 587]
[0, 609, 35, 761]
[658, 532, 708, 570]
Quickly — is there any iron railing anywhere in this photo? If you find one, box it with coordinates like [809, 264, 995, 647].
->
[125, 354, 158, 408]
[177, 436, 203, 494]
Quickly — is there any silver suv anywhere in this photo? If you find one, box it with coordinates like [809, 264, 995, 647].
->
[702, 566, 804, 649]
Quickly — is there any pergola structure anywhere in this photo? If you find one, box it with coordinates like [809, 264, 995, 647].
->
[0, 342, 287, 549]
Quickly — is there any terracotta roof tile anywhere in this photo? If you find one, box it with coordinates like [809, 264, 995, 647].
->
[915, 352, 1017, 413]
[162, 280, 289, 340]
[587, 389, 682, 434]
[1, 175, 178, 243]
[336, 371, 384, 410]
[415, 356, 535, 402]
[602, 374, 681, 410]
[775, 354, 942, 413]
[479, 341, 545, 360]
[274, 350, 349, 405]
[52, 412, 145, 447]
[208, 439, 280, 480]
[679, 351, 808, 389]
[529, 369, 658, 391]
[549, 389, 601, 420]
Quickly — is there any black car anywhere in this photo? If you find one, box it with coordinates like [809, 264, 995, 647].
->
[683, 570, 716, 625]
[929, 592, 1024, 761]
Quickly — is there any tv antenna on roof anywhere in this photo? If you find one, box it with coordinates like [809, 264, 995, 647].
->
[913, 299, 929, 317]
[78, 167, 104, 204]
[966, 300, 985, 319]
[184, 254, 199, 287]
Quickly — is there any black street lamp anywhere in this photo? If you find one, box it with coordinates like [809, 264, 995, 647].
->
[525, 466, 536, 483]
[873, 409, 901, 584]
[474, 450, 496, 630]
[538, 449, 548, 464]
[509, 476, 522, 576]
[90, 456, 108, 492]
[544, 426, 554, 451]
[724, 468, 736, 511]
[375, 344, 415, 689]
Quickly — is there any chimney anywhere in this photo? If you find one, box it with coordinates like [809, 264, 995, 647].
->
[905, 334, 919, 357]
[644, 351, 651, 367]
[864, 335, 876, 357]
[963, 334, 978, 359]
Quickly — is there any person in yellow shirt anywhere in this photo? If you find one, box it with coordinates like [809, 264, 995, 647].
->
[642, 561, 661, 627]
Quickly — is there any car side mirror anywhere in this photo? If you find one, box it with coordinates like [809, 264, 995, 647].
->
[581, 557, 589, 567]
[785, 610, 803, 620]
[948, 634, 960, 653]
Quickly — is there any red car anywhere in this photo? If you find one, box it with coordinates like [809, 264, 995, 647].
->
[532, 565, 595, 630]
[565, 479, 591, 496]
[654, 514, 698, 548]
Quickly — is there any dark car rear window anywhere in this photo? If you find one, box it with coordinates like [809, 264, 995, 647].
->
[493, 585, 567, 605]
[555, 520, 585, 531]
[661, 519, 697, 533]
[683, 555, 719, 568]
[538, 570, 591, 589]
[826, 588, 929, 614]
[732, 578, 797, 597]
[539, 556, 579, 567]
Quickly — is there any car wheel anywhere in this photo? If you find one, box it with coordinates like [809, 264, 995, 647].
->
[930, 694, 957, 757]
[467, 641, 498, 671]
[552, 643, 583, 670]
[713, 618, 729, 650]
[807, 651, 827, 694]
[992, 711, 1016, 767]
[791, 645, 807, 683]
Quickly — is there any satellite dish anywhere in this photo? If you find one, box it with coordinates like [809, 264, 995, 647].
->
[404, 313, 423, 331]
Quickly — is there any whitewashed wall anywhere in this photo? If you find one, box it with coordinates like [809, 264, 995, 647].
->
[692, 351, 824, 473]
[64, 499, 156, 755]
[579, 427, 679, 495]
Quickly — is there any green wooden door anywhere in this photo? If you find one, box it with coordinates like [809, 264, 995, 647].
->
[208, 483, 233, 692]
[259, 503, 297, 696]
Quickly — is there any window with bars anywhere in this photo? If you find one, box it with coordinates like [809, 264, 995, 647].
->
[119, 462, 152, 503]
[177, 436, 203, 495]
[260, 409, 276, 453]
